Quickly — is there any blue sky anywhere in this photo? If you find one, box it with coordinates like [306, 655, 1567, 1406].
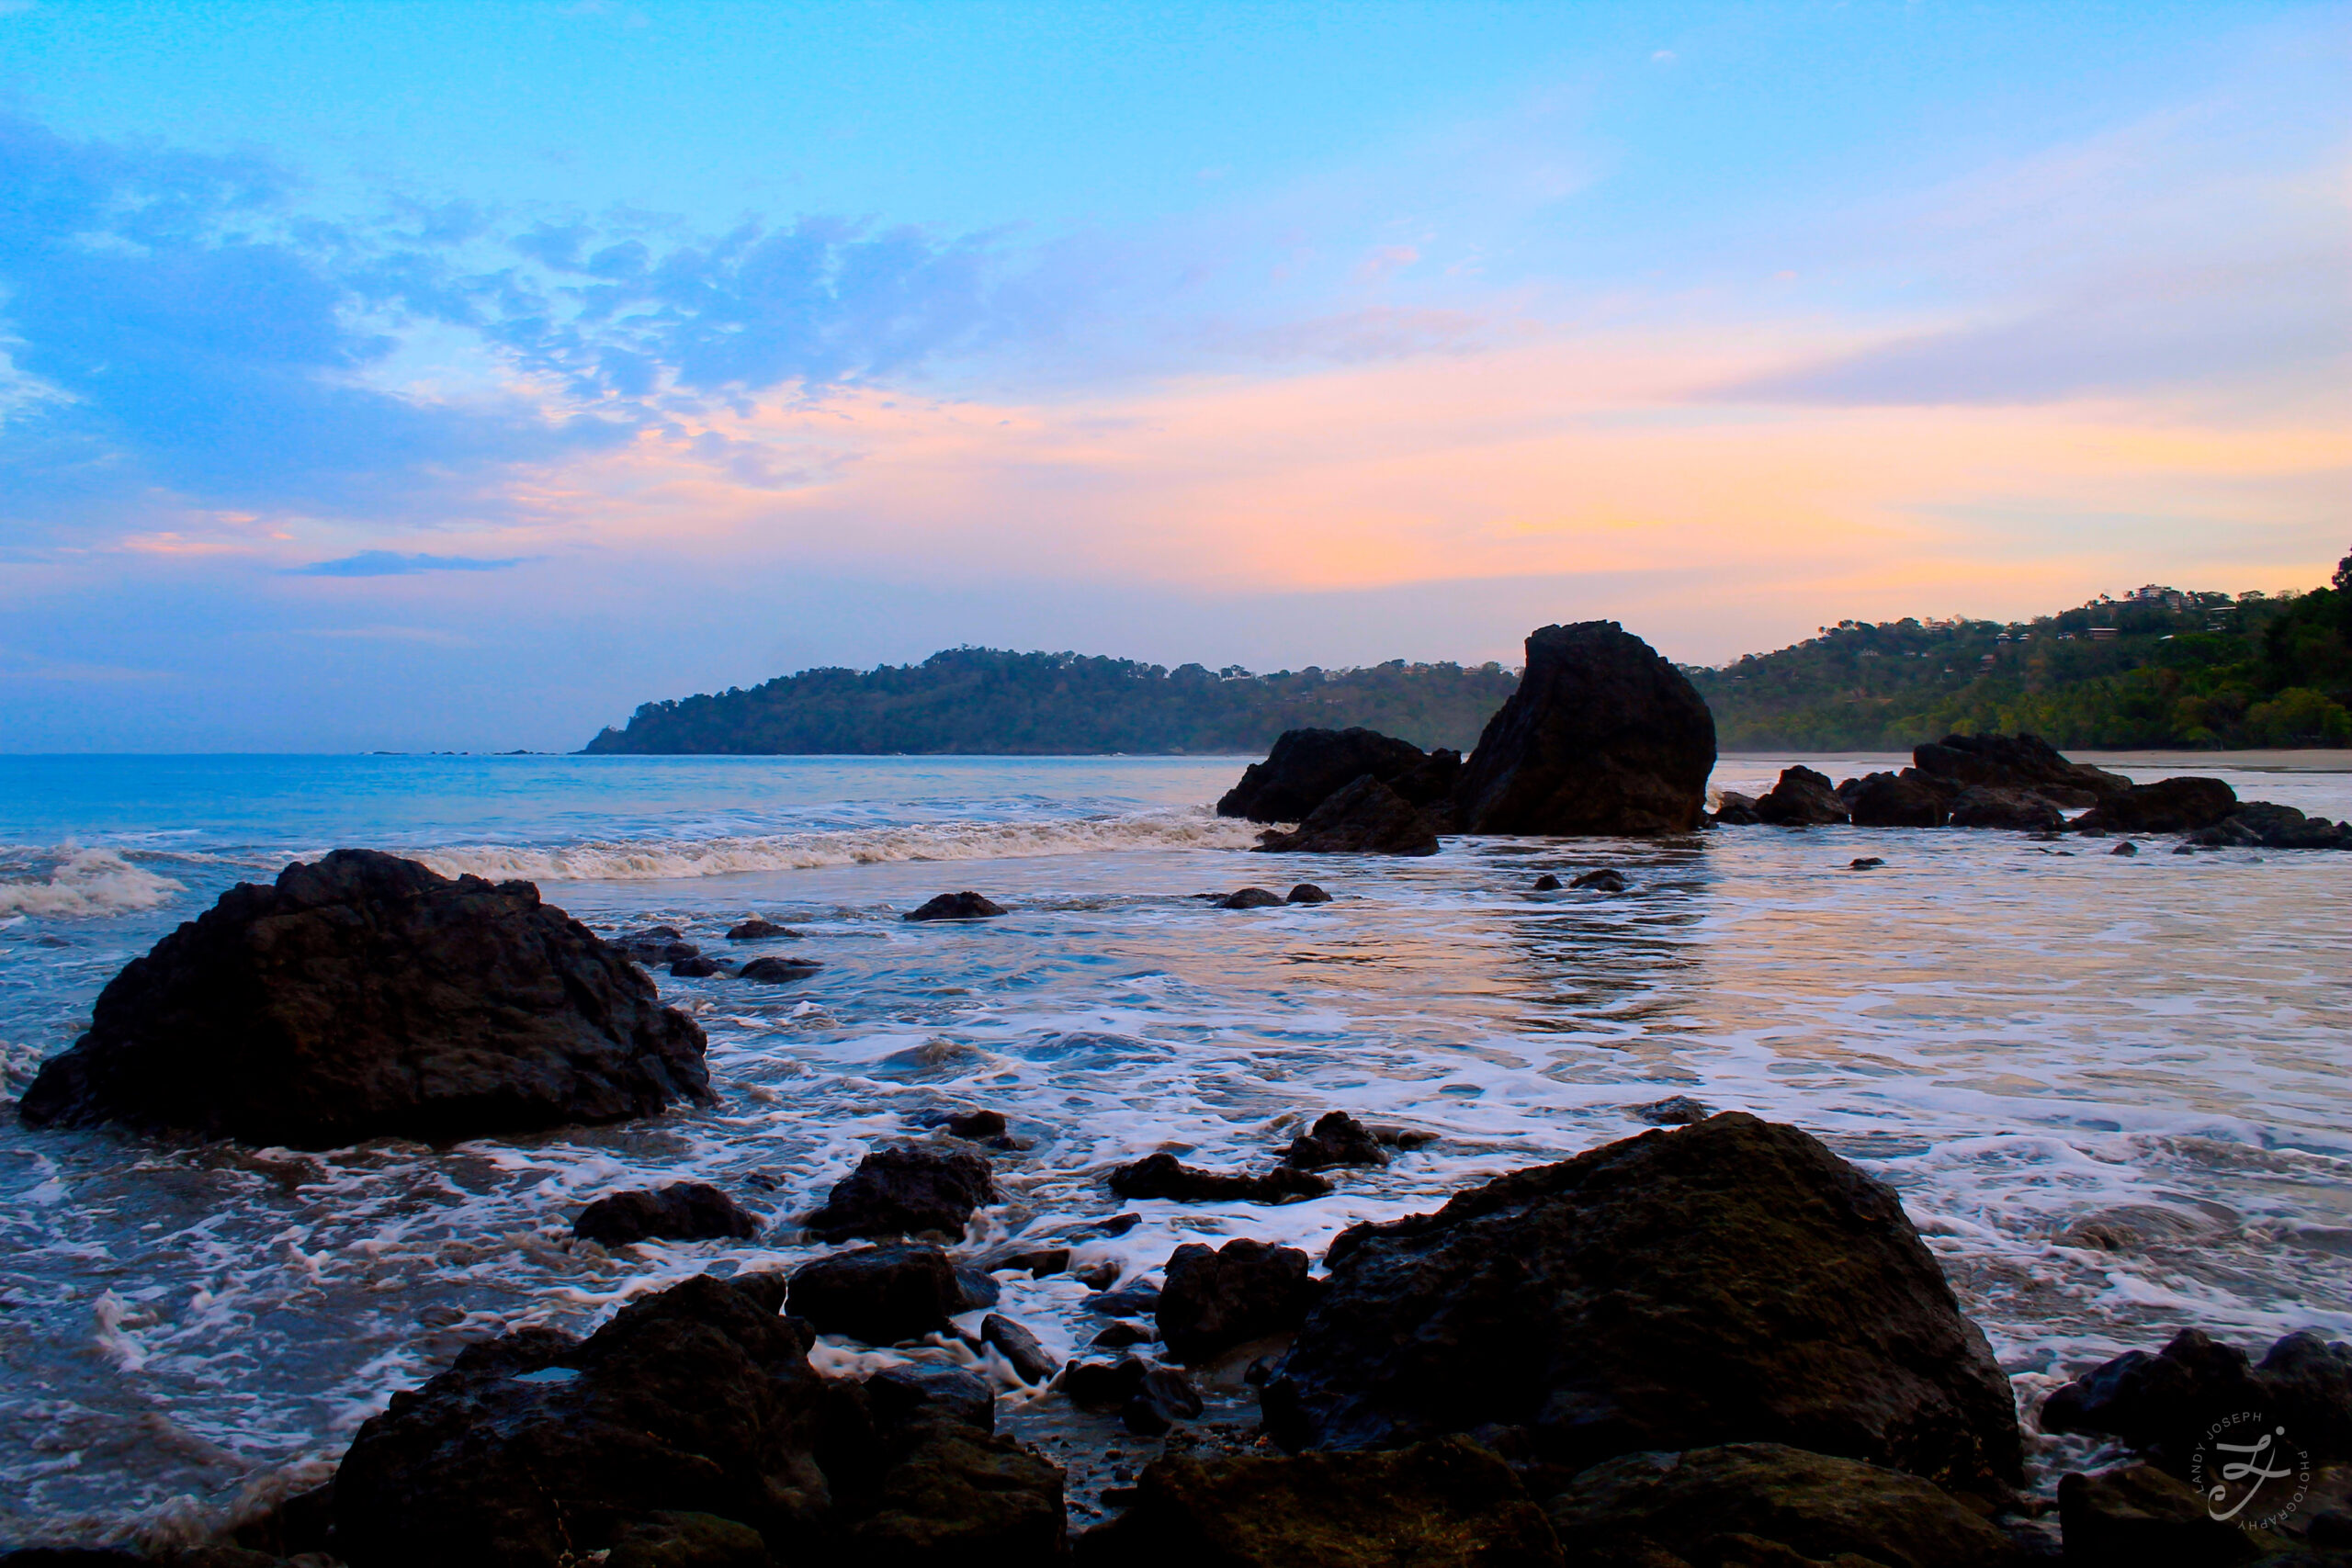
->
[0, 1, 2344, 750]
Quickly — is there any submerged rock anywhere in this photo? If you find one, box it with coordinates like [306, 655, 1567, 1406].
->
[1285, 883, 1333, 904]
[738, 955, 822, 983]
[1158, 1238, 1320, 1364]
[17, 849, 708, 1147]
[1849, 856, 1886, 870]
[1569, 868, 1626, 891]
[2074, 776, 2239, 835]
[1630, 1095, 1716, 1126]
[1254, 775, 1441, 856]
[1532, 873, 1565, 890]
[725, 919, 797, 940]
[787, 1243, 967, 1344]
[1216, 727, 1441, 824]
[1753, 765, 1849, 826]
[573, 1182, 761, 1247]
[1074, 1434, 1564, 1568]
[1545, 1441, 2025, 1568]
[1261, 1113, 2022, 1497]
[902, 892, 1007, 921]
[1283, 1111, 1388, 1170]
[2040, 1328, 2352, 1472]
[1950, 784, 2065, 831]
[1218, 886, 1286, 908]
[1453, 621, 1715, 836]
[1106, 1153, 1332, 1205]
[805, 1144, 997, 1242]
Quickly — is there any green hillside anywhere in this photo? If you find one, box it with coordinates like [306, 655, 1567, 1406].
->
[1687, 552, 2352, 750]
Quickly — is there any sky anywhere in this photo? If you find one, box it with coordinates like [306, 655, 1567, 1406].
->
[0, 1, 2345, 751]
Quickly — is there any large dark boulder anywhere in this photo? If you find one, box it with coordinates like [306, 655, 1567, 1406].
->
[805, 1144, 997, 1242]
[574, 1182, 762, 1247]
[1948, 785, 2065, 832]
[1844, 771, 1951, 828]
[1254, 775, 1441, 856]
[786, 1243, 968, 1344]
[818, 1362, 1067, 1566]
[1074, 1435, 1564, 1567]
[1453, 623, 1714, 836]
[2057, 1461, 2278, 1566]
[1753, 765, 1849, 826]
[2191, 803, 2352, 851]
[2040, 1328, 2352, 1474]
[2074, 777, 2239, 835]
[1261, 1114, 2022, 1497]
[1158, 1239, 1321, 1363]
[1217, 728, 1437, 823]
[1911, 732, 2130, 808]
[1544, 1442, 2026, 1568]
[328, 1276, 829, 1568]
[17, 850, 708, 1146]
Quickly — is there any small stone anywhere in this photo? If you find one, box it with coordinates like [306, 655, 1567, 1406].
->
[1084, 1284, 1163, 1318]
[981, 1314, 1061, 1385]
[904, 892, 1007, 921]
[1570, 868, 1626, 891]
[1631, 1096, 1715, 1126]
[1219, 887, 1284, 909]
[2111, 841, 2139, 857]
[725, 919, 797, 940]
[739, 956, 822, 983]
[1284, 884, 1332, 904]
[1532, 874, 1564, 890]
[669, 955, 723, 977]
[979, 1244, 1069, 1278]
[1849, 857, 1886, 870]
[1092, 1322, 1157, 1349]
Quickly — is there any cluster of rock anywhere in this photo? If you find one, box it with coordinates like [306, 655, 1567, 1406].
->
[1716, 731, 2351, 848]
[1219, 621, 1717, 852]
[618, 921, 825, 982]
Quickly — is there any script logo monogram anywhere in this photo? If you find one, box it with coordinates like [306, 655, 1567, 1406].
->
[2189, 1412, 2311, 1531]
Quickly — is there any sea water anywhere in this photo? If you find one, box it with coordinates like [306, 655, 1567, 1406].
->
[1, 751, 2347, 1547]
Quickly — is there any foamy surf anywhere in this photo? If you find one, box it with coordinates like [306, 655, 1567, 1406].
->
[415, 807, 1267, 883]
[0, 849, 186, 918]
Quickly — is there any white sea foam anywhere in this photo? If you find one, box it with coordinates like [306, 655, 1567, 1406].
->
[0, 848, 186, 918]
[416, 807, 1266, 883]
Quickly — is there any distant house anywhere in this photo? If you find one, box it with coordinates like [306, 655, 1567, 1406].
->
[2089, 627, 2120, 641]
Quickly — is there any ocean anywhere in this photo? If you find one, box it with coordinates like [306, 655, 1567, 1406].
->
[1, 750, 2347, 1548]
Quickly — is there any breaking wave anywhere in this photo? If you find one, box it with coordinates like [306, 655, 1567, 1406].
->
[0, 848, 187, 918]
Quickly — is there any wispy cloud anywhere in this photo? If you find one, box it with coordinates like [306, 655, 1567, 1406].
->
[291, 551, 526, 577]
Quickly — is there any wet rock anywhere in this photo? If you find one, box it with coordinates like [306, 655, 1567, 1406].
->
[617, 926, 702, 964]
[1107, 1153, 1334, 1205]
[806, 1144, 997, 1242]
[1631, 1096, 1716, 1126]
[1453, 621, 1713, 835]
[865, 1362, 996, 1435]
[2058, 1461, 2274, 1566]
[1255, 775, 1442, 856]
[828, 1363, 1067, 1567]
[739, 956, 822, 983]
[1545, 1441, 2026, 1568]
[2040, 1328, 2352, 1472]
[2113, 840, 2140, 856]
[1125, 1365, 1206, 1436]
[977, 1243, 1069, 1278]
[1532, 873, 1565, 890]
[1074, 1433, 1564, 1568]
[1753, 766, 1850, 826]
[1285, 883, 1332, 904]
[1910, 732, 2131, 808]
[725, 919, 797, 940]
[1261, 1113, 2022, 1497]
[1849, 857, 1885, 870]
[604, 1509, 770, 1568]
[902, 892, 1007, 921]
[1711, 791, 1763, 827]
[981, 1314, 1061, 1385]
[1368, 1123, 1440, 1150]
[1838, 769, 1951, 828]
[2074, 777, 2240, 835]
[17, 850, 708, 1146]
[1085, 1284, 1163, 1318]
[1093, 1323, 1156, 1349]
[1158, 1238, 1319, 1363]
[952, 1266, 1001, 1312]
[2191, 802, 2352, 851]
[1570, 868, 1627, 891]
[1283, 1111, 1388, 1170]
[1949, 784, 2065, 831]
[668, 954, 725, 977]
[786, 1243, 967, 1344]
[1216, 727, 1440, 823]
[574, 1182, 762, 1247]
[329, 1275, 827, 1568]
[1072, 1212, 1143, 1237]
[910, 1106, 1008, 1140]
[1219, 886, 1286, 908]
[1063, 1357, 1152, 1412]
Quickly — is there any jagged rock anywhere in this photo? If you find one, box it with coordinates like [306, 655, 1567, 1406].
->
[1285, 883, 1333, 904]
[1753, 766, 1849, 826]
[1255, 775, 1441, 856]
[2040, 1328, 2352, 1472]
[739, 956, 822, 983]
[1220, 886, 1286, 908]
[806, 1145, 997, 1242]
[1532, 873, 1566, 890]
[1283, 1111, 1388, 1170]
[1544, 1441, 2026, 1568]
[605, 1510, 770, 1568]
[574, 1182, 761, 1247]
[1631, 1096, 1716, 1125]
[1074, 1434, 1564, 1567]
[1158, 1239, 1320, 1363]
[823, 1363, 1067, 1567]
[1570, 868, 1626, 891]
[2074, 777, 2239, 835]
[786, 1243, 967, 1344]
[2057, 1461, 2277, 1566]
[2191, 803, 2352, 851]
[329, 1276, 828, 1568]
[1844, 771, 1951, 828]
[910, 1107, 1008, 1140]
[1261, 1114, 2022, 1497]
[903, 892, 1007, 921]
[726, 919, 797, 940]
[1216, 727, 1440, 823]
[1910, 733, 2131, 808]
[1711, 791, 1763, 826]
[1107, 1153, 1332, 1205]
[1949, 785, 2065, 831]
[674, 955, 730, 977]
[17, 850, 708, 1146]
[1124, 1365, 1206, 1436]
[1453, 622, 1715, 836]
[981, 1314, 1061, 1385]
